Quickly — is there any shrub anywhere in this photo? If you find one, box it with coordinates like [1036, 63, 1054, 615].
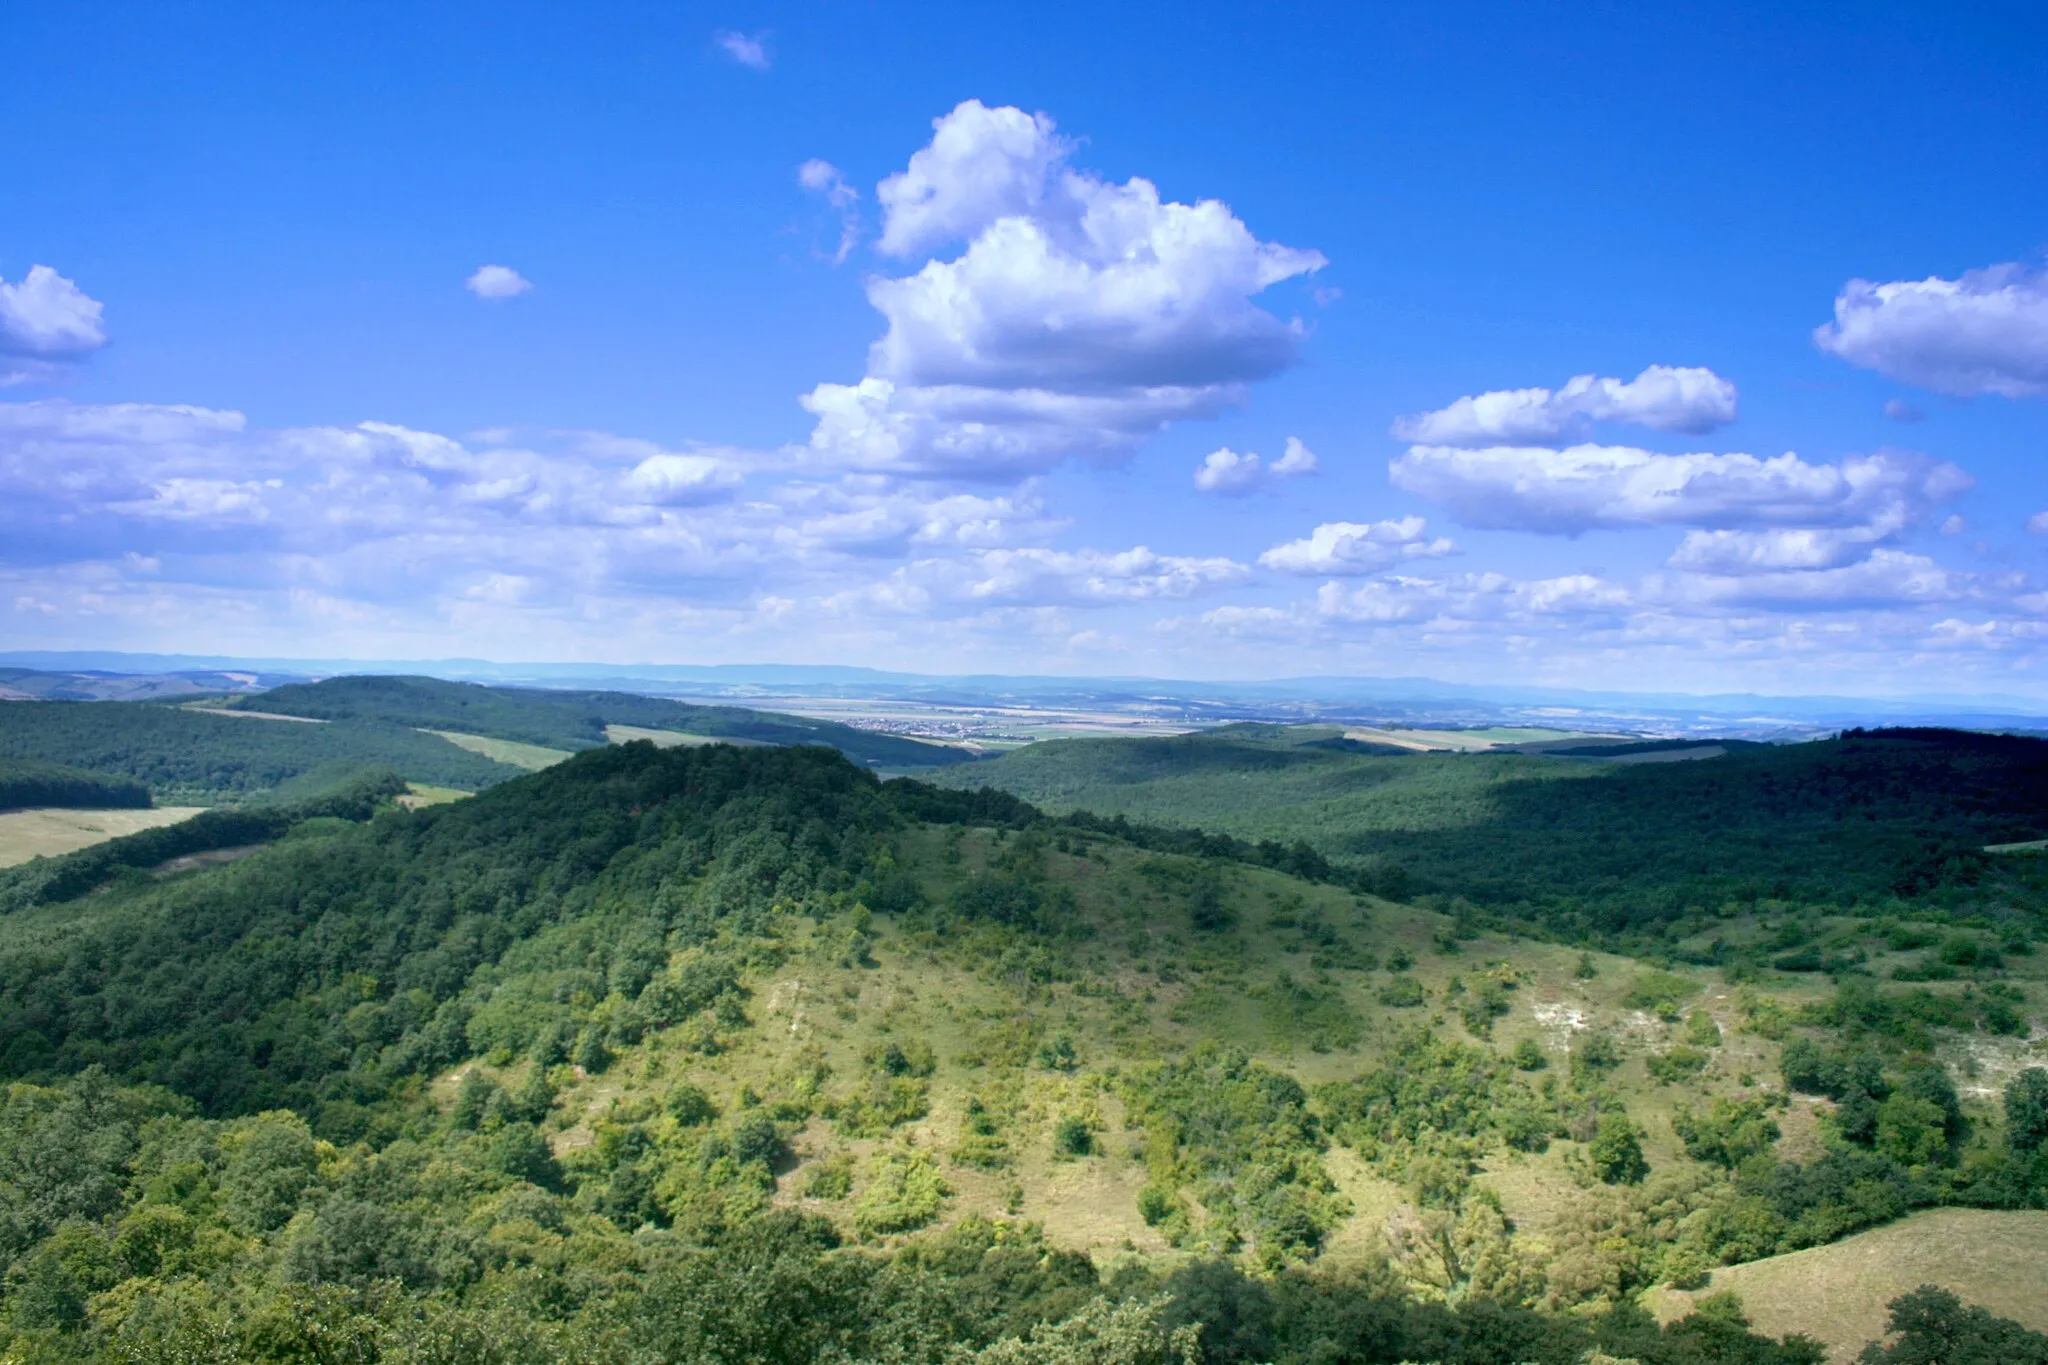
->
[1647, 1046, 1710, 1084]
[730, 1113, 786, 1170]
[1589, 1115, 1648, 1185]
[1674, 1097, 1780, 1169]
[1378, 975, 1425, 1008]
[953, 1098, 1011, 1170]
[1570, 1032, 1622, 1081]
[1622, 970, 1700, 1019]
[803, 1157, 853, 1200]
[1037, 1035, 1079, 1071]
[574, 1030, 613, 1075]
[1685, 1010, 1723, 1048]
[1053, 1115, 1093, 1157]
[853, 1151, 948, 1236]
[666, 1083, 717, 1127]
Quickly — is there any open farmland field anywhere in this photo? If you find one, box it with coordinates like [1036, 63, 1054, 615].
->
[604, 723, 775, 748]
[427, 728, 575, 770]
[0, 805, 206, 867]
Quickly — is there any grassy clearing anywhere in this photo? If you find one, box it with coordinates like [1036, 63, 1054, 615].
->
[505, 822, 1862, 1273]
[0, 806, 206, 867]
[1646, 1208, 2048, 1361]
[605, 723, 777, 748]
[398, 782, 472, 808]
[425, 728, 575, 770]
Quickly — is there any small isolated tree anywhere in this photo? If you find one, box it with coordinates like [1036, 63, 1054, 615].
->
[451, 1069, 498, 1130]
[2005, 1067, 2048, 1156]
[1858, 1285, 2048, 1364]
[1052, 1115, 1093, 1157]
[1590, 1114, 1648, 1185]
[574, 1029, 612, 1075]
[666, 1083, 717, 1127]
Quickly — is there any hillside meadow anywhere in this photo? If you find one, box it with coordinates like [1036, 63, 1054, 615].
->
[0, 737, 2037, 1360]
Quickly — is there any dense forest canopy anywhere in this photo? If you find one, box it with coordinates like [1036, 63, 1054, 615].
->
[230, 675, 979, 770]
[0, 701, 522, 804]
[0, 758, 151, 813]
[938, 726, 2048, 942]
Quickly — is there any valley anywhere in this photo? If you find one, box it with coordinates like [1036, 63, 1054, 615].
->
[0, 679, 2044, 1362]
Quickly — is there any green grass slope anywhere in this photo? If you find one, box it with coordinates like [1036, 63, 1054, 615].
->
[0, 740, 2040, 1360]
[1647, 1208, 2048, 1362]
[234, 674, 979, 770]
[935, 725, 2048, 944]
[0, 699, 523, 803]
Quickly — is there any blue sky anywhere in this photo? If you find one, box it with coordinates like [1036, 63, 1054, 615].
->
[4, 1, 2047, 693]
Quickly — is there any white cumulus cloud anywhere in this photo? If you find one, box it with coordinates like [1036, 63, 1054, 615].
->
[1390, 443, 1969, 536]
[1193, 437, 1318, 494]
[1259, 516, 1455, 575]
[0, 265, 108, 385]
[1391, 365, 1738, 446]
[1657, 549, 1971, 610]
[1814, 262, 2048, 398]
[1312, 571, 1631, 625]
[465, 265, 532, 300]
[803, 100, 1325, 479]
[1664, 526, 1893, 575]
[836, 544, 1250, 615]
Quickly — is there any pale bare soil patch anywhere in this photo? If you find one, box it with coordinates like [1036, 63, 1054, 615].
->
[1646, 1208, 2048, 1362]
[0, 806, 206, 867]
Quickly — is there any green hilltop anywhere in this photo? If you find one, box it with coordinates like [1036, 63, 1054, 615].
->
[933, 724, 2048, 947]
[229, 674, 979, 771]
[0, 676, 978, 810]
[0, 736, 2040, 1360]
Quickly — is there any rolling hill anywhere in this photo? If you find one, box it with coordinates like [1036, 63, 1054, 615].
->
[0, 738, 2039, 1360]
[228, 674, 981, 771]
[933, 724, 2048, 946]
[0, 699, 523, 804]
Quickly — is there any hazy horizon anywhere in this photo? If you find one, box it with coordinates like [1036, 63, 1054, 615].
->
[5, 4, 2046, 696]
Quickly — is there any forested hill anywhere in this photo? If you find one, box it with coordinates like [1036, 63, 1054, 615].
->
[231, 674, 979, 770]
[0, 740, 976, 1114]
[936, 725, 2048, 941]
[0, 700, 521, 804]
[0, 736, 2037, 1360]
[0, 757, 151, 812]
